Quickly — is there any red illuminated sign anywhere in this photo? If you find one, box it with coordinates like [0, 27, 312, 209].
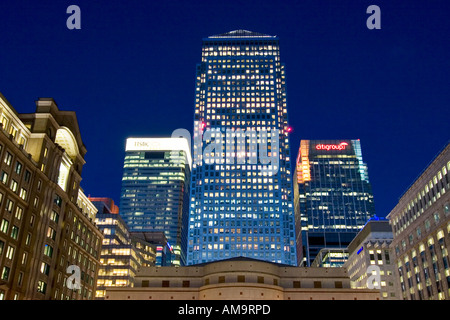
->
[315, 142, 349, 151]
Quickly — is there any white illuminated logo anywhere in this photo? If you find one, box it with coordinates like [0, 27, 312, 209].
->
[125, 137, 192, 168]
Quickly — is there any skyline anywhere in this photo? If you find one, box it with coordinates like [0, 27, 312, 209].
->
[0, 1, 449, 220]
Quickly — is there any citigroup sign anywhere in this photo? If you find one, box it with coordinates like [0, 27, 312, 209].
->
[315, 142, 349, 151]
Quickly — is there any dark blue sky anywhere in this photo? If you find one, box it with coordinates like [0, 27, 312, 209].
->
[0, 0, 448, 217]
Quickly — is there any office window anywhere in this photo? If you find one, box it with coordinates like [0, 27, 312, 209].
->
[1, 266, 10, 281]
[237, 275, 245, 282]
[19, 188, 27, 200]
[17, 272, 23, 287]
[14, 206, 23, 220]
[37, 281, 47, 294]
[6, 199, 13, 213]
[434, 212, 440, 224]
[44, 244, 53, 257]
[14, 161, 22, 174]
[0, 219, 9, 233]
[40, 262, 51, 276]
[5, 245, 14, 259]
[10, 226, 19, 240]
[54, 194, 62, 207]
[293, 281, 301, 288]
[335, 281, 343, 288]
[50, 211, 59, 223]
[4, 152, 12, 166]
[25, 233, 31, 245]
[10, 179, 18, 192]
[47, 227, 56, 240]
[314, 281, 322, 288]
[23, 170, 31, 183]
[182, 281, 190, 287]
[1, 171, 8, 184]
[162, 280, 170, 287]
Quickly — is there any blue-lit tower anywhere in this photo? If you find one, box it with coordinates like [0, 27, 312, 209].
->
[187, 30, 297, 266]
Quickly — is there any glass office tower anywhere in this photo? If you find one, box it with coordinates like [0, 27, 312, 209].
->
[294, 139, 375, 266]
[187, 30, 297, 266]
[119, 138, 191, 266]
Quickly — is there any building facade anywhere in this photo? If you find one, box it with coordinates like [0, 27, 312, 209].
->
[311, 248, 349, 268]
[344, 218, 400, 300]
[387, 142, 450, 300]
[0, 93, 103, 300]
[119, 137, 191, 266]
[294, 139, 375, 266]
[187, 30, 297, 266]
[105, 257, 379, 300]
[92, 197, 157, 299]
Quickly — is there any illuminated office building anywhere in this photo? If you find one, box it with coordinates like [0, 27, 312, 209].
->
[0, 93, 103, 300]
[92, 197, 156, 300]
[345, 217, 400, 300]
[119, 138, 191, 266]
[187, 30, 297, 266]
[388, 142, 450, 300]
[311, 248, 349, 268]
[294, 139, 375, 266]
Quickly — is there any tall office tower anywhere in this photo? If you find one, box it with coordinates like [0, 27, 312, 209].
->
[187, 30, 297, 266]
[388, 142, 449, 300]
[119, 137, 191, 266]
[294, 139, 375, 267]
[0, 93, 103, 300]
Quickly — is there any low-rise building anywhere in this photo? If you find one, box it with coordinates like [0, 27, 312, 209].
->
[345, 217, 400, 300]
[105, 257, 379, 300]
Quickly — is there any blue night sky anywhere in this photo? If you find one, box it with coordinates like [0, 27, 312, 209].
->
[0, 0, 448, 218]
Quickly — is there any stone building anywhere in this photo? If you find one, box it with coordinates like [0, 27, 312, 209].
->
[105, 257, 379, 300]
[388, 142, 450, 300]
[0, 93, 103, 300]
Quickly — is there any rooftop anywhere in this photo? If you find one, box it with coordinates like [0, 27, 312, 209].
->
[208, 29, 275, 39]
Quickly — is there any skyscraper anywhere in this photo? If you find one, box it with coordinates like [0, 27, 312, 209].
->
[187, 30, 297, 266]
[119, 137, 191, 266]
[294, 139, 375, 266]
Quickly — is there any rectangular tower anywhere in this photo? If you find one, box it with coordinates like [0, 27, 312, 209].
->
[187, 30, 297, 266]
[119, 137, 191, 266]
[294, 139, 375, 266]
